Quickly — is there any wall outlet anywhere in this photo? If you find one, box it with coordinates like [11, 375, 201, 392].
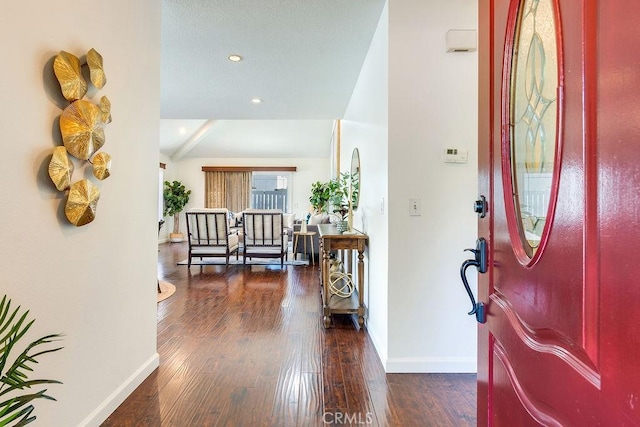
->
[409, 198, 421, 216]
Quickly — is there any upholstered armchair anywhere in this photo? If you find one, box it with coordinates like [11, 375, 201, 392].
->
[242, 210, 288, 266]
[185, 209, 239, 267]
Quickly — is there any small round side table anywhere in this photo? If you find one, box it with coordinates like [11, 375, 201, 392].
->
[293, 231, 317, 265]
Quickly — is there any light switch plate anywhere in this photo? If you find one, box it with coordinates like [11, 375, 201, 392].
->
[409, 198, 421, 216]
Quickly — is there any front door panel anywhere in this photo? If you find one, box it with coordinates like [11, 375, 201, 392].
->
[478, 0, 640, 424]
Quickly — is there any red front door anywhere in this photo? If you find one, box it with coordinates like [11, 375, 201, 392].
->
[477, 0, 640, 424]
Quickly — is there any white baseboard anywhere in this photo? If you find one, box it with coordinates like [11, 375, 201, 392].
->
[364, 326, 476, 374]
[79, 352, 160, 427]
[385, 357, 477, 373]
[365, 325, 388, 367]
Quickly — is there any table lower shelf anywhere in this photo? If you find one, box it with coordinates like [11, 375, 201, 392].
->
[327, 292, 359, 312]
[321, 288, 366, 328]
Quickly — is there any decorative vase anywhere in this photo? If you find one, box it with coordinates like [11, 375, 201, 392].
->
[336, 220, 348, 234]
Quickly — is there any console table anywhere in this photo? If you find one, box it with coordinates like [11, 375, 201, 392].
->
[318, 224, 368, 328]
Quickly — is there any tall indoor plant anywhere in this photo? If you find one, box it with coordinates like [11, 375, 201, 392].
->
[163, 180, 191, 242]
[309, 181, 331, 214]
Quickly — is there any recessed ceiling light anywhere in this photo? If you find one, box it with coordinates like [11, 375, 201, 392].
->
[228, 54, 243, 62]
[179, 127, 186, 134]
[251, 98, 263, 104]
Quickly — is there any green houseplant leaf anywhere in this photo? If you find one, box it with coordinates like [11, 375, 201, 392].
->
[308, 173, 355, 220]
[0, 295, 63, 427]
[327, 172, 351, 220]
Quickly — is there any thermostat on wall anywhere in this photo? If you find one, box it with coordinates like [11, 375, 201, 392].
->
[442, 148, 468, 164]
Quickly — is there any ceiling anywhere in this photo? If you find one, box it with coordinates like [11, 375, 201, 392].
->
[159, 0, 386, 160]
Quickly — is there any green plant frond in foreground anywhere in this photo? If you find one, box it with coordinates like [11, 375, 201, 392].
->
[0, 394, 40, 427]
[1, 335, 63, 392]
[0, 324, 34, 379]
[0, 295, 62, 426]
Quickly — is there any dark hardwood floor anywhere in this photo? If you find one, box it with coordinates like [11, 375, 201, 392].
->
[102, 242, 476, 426]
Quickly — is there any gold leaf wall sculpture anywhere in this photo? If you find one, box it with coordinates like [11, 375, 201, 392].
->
[99, 96, 112, 124]
[60, 99, 105, 160]
[48, 146, 75, 191]
[53, 51, 88, 101]
[49, 47, 111, 226]
[65, 179, 100, 226]
[92, 152, 111, 180]
[87, 48, 107, 89]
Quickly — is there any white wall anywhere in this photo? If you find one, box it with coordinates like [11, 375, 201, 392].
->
[0, 1, 161, 425]
[341, 0, 478, 373]
[387, 0, 478, 372]
[167, 157, 330, 227]
[341, 3, 390, 364]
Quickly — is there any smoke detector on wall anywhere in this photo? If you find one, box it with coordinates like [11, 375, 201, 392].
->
[446, 30, 477, 53]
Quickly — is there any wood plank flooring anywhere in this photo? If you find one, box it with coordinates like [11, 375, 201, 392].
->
[102, 242, 476, 426]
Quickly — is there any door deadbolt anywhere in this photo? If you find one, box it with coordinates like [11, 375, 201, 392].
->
[474, 195, 487, 218]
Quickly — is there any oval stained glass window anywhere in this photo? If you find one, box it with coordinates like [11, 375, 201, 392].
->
[509, 0, 559, 259]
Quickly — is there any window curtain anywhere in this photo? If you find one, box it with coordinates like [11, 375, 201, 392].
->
[205, 171, 226, 208]
[205, 171, 252, 212]
[225, 172, 252, 212]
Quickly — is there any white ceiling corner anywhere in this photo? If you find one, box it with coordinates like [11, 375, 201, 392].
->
[160, 0, 386, 159]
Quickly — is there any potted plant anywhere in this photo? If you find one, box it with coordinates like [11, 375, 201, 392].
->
[327, 172, 351, 232]
[163, 180, 191, 242]
[309, 180, 331, 214]
[309, 173, 353, 232]
[0, 295, 63, 426]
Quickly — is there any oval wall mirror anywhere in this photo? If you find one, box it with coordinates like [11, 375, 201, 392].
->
[350, 148, 360, 211]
